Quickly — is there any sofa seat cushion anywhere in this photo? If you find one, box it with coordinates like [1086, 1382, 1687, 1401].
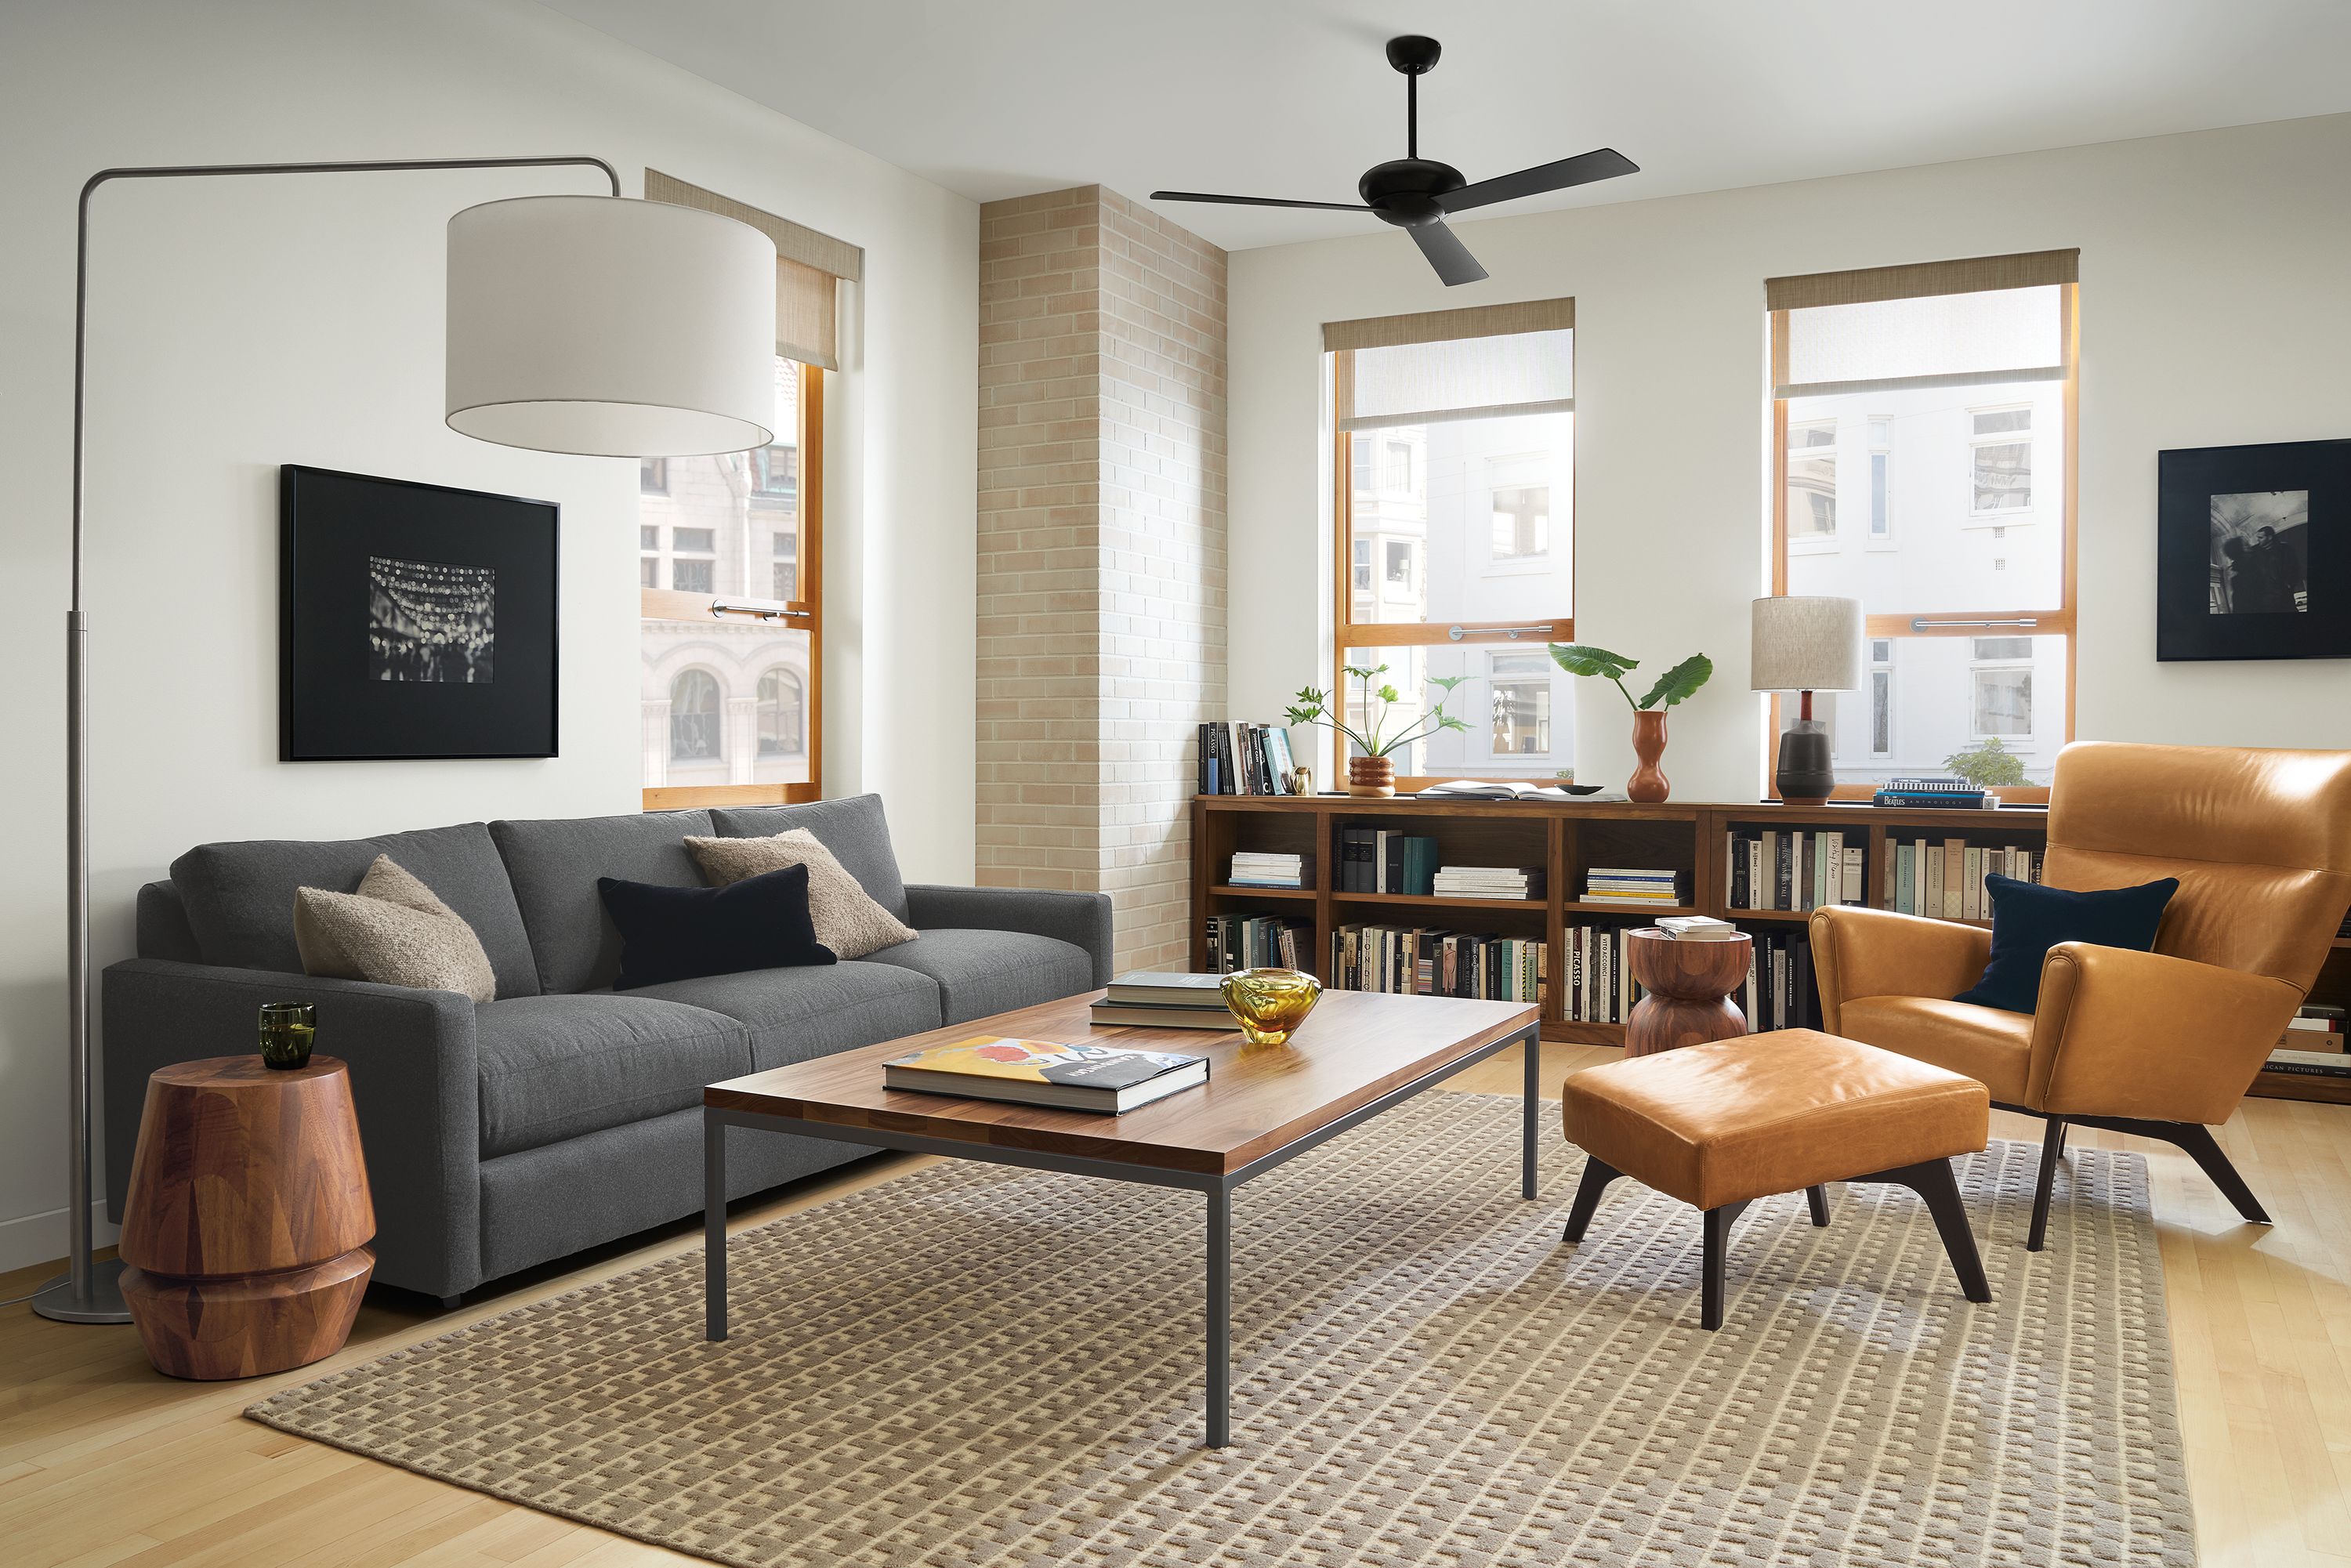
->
[1838, 994, 2036, 1105]
[476, 994, 751, 1158]
[630, 961, 942, 1072]
[862, 929, 1095, 1025]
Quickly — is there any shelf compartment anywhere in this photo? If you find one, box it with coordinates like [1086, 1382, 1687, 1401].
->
[1332, 890, 1547, 912]
[1207, 884, 1315, 901]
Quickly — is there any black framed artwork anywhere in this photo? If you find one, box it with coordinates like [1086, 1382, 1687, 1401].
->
[2157, 440, 2351, 662]
[281, 465, 560, 759]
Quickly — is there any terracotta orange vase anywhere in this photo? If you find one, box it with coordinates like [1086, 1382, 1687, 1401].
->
[1628, 709, 1670, 802]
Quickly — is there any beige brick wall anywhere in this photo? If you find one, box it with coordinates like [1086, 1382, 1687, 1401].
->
[976, 187, 1226, 971]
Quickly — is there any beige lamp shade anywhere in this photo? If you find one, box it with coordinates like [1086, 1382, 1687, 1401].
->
[445, 194, 777, 457]
[1751, 596, 1864, 691]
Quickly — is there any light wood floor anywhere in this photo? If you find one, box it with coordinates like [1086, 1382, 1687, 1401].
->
[5, 1042, 2349, 1566]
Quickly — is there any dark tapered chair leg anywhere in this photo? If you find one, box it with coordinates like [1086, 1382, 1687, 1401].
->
[1907, 1159, 1992, 1302]
[1562, 1156, 1623, 1244]
[2027, 1117, 2067, 1253]
[1806, 1185, 1831, 1227]
[2161, 1122, 2273, 1226]
[1698, 1200, 1750, 1331]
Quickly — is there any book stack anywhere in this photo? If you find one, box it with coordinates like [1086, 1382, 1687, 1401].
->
[1872, 775, 1994, 809]
[1430, 864, 1545, 900]
[1227, 851, 1309, 889]
[1331, 925, 1544, 1003]
[2266, 1003, 2349, 1080]
[1204, 912, 1311, 973]
[886, 1034, 1208, 1112]
[1339, 829, 1439, 895]
[1725, 829, 1866, 911]
[1657, 914, 1739, 941]
[1581, 867, 1685, 907]
[1196, 722, 1301, 796]
[1088, 970, 1239, 1030]
[1884, 838, 2043, 918]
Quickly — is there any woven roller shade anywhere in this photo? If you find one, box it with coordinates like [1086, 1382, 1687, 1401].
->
[1772, 249, 2077, 400]
[645, 169, 860, 371]
[1766, 248, 2078, 312]
[1324, 296, 1573, 353]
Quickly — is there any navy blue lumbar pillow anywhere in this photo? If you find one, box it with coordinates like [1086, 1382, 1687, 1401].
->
[1953, 872, 2178, 1015]
[597, 863, 836, 990]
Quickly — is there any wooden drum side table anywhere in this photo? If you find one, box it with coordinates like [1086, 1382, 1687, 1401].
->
[1624, 929, 1753, 1057]
[118, 1056, 375, 1380]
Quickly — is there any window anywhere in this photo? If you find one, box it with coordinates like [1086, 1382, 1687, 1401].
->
[670, 559, 713, 594]
[1786, 421, 1837, 538]
[771, 530, 799, 602]
[1766, 248, 2077, 789]
[1328, 299, 1575, 782]
[672, 527, 715, 554]
[639, 458, 668, 494]
[756, 668, 805, 755]
[750, 444, 796, 500]
[639, 558, 658, 589]
[668, 669, 722, 761]
[1969, 407, 2032, 513]
[639, 526, 660, 551]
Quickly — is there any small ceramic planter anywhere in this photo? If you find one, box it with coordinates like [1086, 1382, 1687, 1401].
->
[1348, 755, 1397, 797]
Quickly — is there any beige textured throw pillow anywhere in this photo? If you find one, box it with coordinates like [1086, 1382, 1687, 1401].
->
[686, 829, 918, 960]
[293, 854, 498, 1003]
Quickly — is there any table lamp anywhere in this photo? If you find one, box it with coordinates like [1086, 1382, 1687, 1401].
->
[1751, 596, 1864, 805]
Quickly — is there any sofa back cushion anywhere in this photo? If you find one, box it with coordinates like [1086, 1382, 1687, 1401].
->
[491, 809, 713, 994]
[712, 795, 910, 922]
[170, 822, 539, 997]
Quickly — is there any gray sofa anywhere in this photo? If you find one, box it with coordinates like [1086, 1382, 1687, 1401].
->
[103, 795, 1110, 1302]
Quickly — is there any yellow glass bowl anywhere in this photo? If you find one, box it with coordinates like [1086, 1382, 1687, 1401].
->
[1219, 967, 1323, 1047]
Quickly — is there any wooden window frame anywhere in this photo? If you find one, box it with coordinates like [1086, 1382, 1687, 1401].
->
[1764, 283, 2077, 802]
[1330, 348, 1575, 793]
[641, 359, 825, 810]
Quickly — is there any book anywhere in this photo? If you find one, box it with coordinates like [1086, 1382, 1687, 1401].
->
[885, 1036, 1208, 1113]
[1417, 779, 1588, 800]
[2262, 1048, 2351, 1078]
[1657, 915, 1739, 940]
[1085, 1002, 1240, 1030]
[1103, 970, 1227, 1005]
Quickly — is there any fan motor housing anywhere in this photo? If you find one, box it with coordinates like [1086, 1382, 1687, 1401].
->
[1360, 158, 1465, 227]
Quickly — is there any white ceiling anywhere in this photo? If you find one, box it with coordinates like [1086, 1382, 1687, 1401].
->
[544, 0, 2351, 251]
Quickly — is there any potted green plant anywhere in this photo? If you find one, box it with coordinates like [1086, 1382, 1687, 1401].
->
[1943, 737, 2030, 790]
[1547, 643, 1714, 802]
[1284, 665, 1473, 796]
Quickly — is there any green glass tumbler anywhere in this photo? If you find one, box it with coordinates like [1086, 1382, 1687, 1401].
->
[259, 1001, 317, 1070]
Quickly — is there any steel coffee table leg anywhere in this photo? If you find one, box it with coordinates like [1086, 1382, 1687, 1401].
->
[1206, 1184, 1232, 1447]
[1522, 1024, 1540, 1199]
[704, 1111, 727, 1342]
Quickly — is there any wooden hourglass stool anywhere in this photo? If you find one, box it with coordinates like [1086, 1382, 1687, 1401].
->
[118, 1056, 375, 1380]
[1623, 928, 1753, 1058]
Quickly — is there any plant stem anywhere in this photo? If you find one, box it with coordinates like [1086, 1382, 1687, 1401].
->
[1610, 675, 1641, 712]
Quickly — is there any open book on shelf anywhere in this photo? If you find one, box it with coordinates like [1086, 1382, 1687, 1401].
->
[1417, 780, 1614, 802]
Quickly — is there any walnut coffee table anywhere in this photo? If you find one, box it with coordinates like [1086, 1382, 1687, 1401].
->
[703, 988, 1541, 1447]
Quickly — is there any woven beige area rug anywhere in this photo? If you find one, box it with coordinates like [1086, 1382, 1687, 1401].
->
[249, 1093, 2194, 1567]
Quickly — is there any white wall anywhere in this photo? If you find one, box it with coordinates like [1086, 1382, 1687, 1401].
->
[1230, 112, 2351, 798]
[0, 0, 977, 1270]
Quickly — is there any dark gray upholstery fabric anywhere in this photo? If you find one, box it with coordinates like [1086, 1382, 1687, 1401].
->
[490, 809, 713, 994]
[476, 1106, 874, 1285]
[904, 884, 1116, 987]
[628, 961, 941, 1071]
[863, 928, 1097, 1023]
[103, 958, 483, 1298]
[168, 823, 540, 999]
[711, 795, 910, 922]
[476, 993, 750, 1158]
[136, 880, 201, 963]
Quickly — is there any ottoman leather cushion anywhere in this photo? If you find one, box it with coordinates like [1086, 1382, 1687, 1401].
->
[1561, 1028, 1988, 1211]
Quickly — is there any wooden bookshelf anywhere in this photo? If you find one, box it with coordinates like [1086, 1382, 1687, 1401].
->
[1190, 793, 2351, 1106]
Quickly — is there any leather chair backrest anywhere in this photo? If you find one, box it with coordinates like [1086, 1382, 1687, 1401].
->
[2044, 741, 2351, 991]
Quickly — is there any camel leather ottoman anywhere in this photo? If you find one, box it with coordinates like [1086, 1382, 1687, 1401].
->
[1559, 1027, 1992, 1330]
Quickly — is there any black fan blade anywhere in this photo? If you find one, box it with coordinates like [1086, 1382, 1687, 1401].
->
[1439, 148, 1639, 213]
[1150, 190, 1372, 212]
[1410, 219, 1488, 287]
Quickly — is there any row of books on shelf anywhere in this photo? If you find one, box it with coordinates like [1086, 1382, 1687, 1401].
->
[1227, 851, 1310, 889]
[1581, 867, 1686, 907]
[1888, 840, 2042, 919]
[1331, 924, 1545, 1003]
[1725, 830, 1865, 911]
[2263, 1004, 2349, 1078]
[1203, 912, 1311, 975]
[1196, 722, 1300, 795]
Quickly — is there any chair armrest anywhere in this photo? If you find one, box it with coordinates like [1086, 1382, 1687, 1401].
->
[2030, 942, 2302, 1124]
[903, 884, 1115, 987]
[1808, 906, 1993, 1034]
[102, 958, 483, 1298]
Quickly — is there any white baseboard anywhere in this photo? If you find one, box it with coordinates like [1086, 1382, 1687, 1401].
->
[0, 1200, 120, 1277]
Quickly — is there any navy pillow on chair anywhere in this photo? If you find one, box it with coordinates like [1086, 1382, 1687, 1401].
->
[596, 863, 836, 990]
[1953, 872, 2179, 1015]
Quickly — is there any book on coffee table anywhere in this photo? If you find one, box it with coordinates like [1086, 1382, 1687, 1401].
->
[884, 1035, 1209, 1113]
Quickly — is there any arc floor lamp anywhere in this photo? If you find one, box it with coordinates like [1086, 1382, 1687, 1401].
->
[35, 154, 780, 1324]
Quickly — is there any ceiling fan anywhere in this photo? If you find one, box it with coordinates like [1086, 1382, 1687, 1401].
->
[1151, 34, 1636, 287]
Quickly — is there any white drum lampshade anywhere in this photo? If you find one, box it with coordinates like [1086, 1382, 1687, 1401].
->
[445, 194, 777, 457]
[1750, 596, 1864, 693]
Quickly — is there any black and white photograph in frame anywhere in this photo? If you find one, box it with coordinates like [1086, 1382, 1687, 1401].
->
[282, 465, 559, 759]
[2157, 440, 2350, 662]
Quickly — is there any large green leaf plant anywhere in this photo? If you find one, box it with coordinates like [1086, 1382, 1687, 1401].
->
[1547, 643, 1714, 711]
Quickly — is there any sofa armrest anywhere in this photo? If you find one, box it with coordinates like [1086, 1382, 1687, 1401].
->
[904, 884, 1115, 987]
[1808, 906, 1993, 1035]
[102, 958, 483, 1298]
[2030, 942, 2302, 1124]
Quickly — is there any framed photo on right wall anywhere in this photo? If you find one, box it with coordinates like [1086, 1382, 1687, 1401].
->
[2157, 438, 2351, 661]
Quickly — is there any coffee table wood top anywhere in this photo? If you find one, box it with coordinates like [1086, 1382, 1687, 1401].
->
[705, 989, 1538, 1176]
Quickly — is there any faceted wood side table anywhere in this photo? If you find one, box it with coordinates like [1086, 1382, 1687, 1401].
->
[1623, 928, 1753, 1057]
[119, 1056, 375, 1380]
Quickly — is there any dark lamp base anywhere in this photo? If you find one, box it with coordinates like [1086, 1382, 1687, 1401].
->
[1774, 726, 1835, 806]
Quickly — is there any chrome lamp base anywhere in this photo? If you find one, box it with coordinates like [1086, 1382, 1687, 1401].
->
[31, 1255, 132, 1324]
